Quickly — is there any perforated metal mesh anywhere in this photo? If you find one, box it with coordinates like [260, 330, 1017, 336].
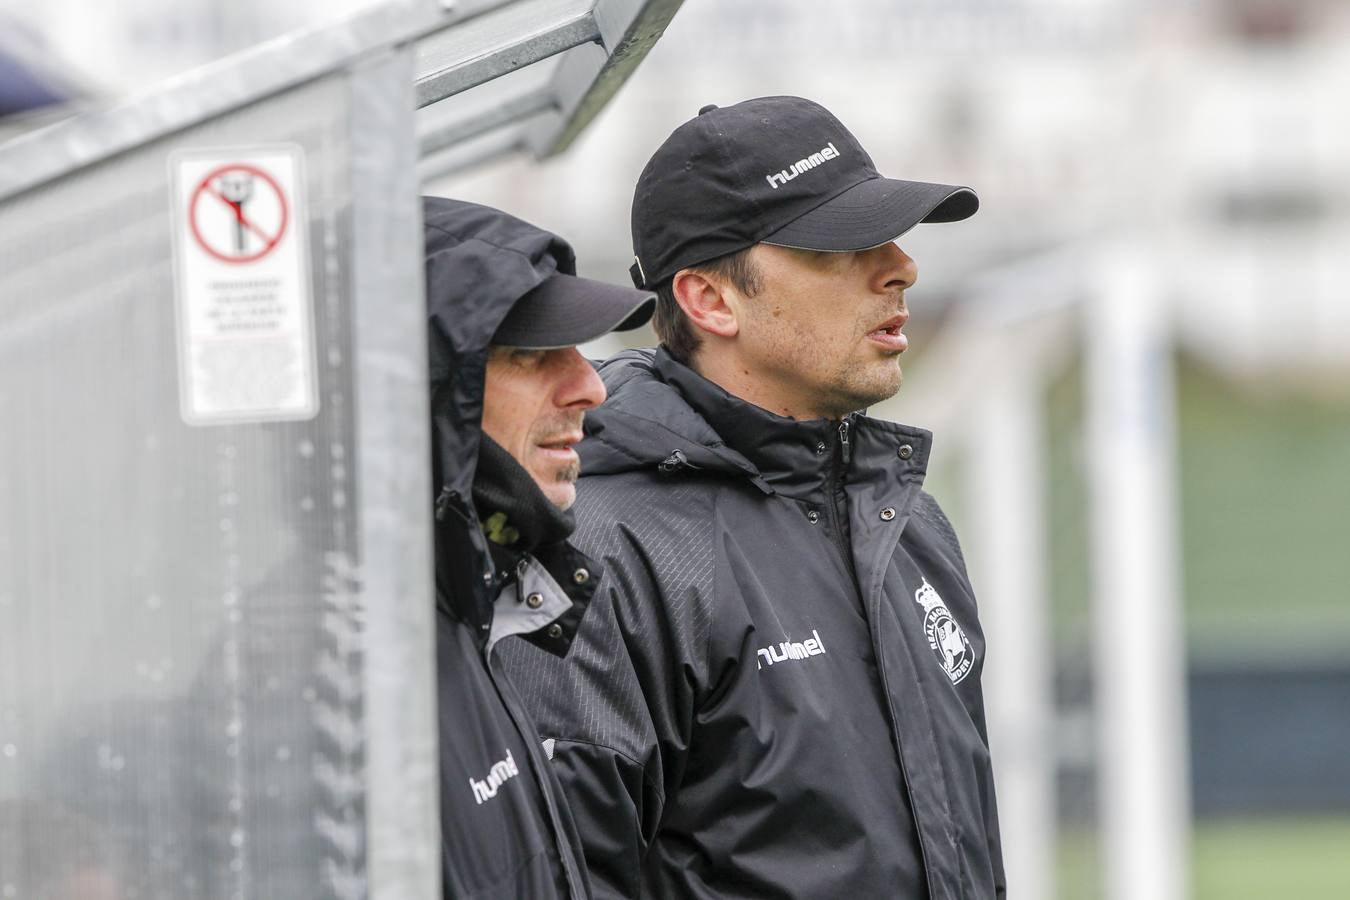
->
[0, 75, 381, 900]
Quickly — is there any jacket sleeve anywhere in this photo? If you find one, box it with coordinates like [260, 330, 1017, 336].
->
[495, 491, 711, 899]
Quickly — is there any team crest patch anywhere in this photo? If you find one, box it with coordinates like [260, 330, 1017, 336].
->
[914, 578, 974, 684]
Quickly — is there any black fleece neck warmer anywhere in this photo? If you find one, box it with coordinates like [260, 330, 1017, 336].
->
[471, 432, 575, 558]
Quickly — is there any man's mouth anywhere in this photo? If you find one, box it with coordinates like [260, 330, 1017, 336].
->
[536, 433, 583, 458]
[866, 315, 909, 352]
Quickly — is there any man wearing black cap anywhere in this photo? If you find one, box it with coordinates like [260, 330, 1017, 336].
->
[422, 196, 653, 898]
[497, 97, 1005, 898]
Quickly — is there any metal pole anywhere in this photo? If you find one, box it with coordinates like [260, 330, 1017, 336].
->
[1084, 240, 1190, 900]
[349, 45, 442, 900]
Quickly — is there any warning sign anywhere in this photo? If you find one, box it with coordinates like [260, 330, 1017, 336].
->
[170, 146, 318, 425]
[188, 162, 289, 264]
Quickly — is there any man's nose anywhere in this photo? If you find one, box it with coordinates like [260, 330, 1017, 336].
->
[870, 241, 917, 294]
[558, 347, 607, 411]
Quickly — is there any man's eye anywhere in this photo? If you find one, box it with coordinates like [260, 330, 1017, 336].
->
[798, 248, 848, 270]
[511, 349, 547, 366]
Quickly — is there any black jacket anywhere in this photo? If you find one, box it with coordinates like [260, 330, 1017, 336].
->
[424, 197, 596, 899]
[498, 348, 1005, 899]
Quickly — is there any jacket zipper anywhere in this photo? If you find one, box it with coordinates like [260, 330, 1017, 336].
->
[826, 418, 859, 587]
[825, 420, 935, 880]
[838, 419, 937, 890]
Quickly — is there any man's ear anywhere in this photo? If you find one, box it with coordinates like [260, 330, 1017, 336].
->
[671, 269, 740, 338]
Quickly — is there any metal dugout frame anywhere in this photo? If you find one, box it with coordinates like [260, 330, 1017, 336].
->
[0, 1, 682, 897]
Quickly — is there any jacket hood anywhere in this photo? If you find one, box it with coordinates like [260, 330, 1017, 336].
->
[423, 196, 581, 633]
[579, 348, 766, 487]
[423, 196, 578, 503]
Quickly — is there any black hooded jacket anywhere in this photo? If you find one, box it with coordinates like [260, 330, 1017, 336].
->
[498, 348, 1006, 899]
[424, 197, 598, 899]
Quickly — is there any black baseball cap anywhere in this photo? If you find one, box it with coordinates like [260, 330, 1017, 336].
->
[493, 271, 654, 350]
[423, 196, 654, 353]
[629, 96, 979, 289]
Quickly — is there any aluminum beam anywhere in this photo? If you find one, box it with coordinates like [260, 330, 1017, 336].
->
[0, 0, 688, 195]
[529, 0, 683, 156]
[0, 0, 514, 202]
[413, 0, 598, 107]
[414, 0, 685, 179]
[417, 110, 556, 183]
[419, 86, 556, 157]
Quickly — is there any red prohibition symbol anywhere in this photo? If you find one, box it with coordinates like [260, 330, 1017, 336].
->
[188, 162, 289, 264]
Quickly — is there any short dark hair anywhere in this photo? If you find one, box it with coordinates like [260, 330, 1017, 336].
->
[653, 246, 762, 366]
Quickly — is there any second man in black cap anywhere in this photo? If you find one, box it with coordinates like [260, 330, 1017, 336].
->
[423, 196, 653, 899]
[499, 96, 1006, 899]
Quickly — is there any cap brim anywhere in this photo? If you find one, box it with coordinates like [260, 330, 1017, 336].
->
[493, 273, 656, 350]
[761, 178, 979, 252]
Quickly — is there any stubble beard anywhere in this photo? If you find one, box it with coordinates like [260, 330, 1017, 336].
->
[741, 299, 907, 419]
[797, 297, 909, 417]
[536, 458, 581, 510]
[555, 458, 580, 493]
[832, 296, 909, 413]
[532, 416, 584, 510]
[822, 356, 904, 417]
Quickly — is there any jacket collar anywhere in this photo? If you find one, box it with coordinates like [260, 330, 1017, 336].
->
[579, 349, 763, 483]
[581, 347, 935, 505]
[486, 540, 599, 659]
[435, 488, 597, 656]
[655, 350, 846, 501]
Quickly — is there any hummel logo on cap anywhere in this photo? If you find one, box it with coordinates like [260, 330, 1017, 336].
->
[628, 96, 979, 289]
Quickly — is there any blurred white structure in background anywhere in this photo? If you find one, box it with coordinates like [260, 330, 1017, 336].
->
[435, 4, 1346, 899]
[1083, 245, 1188, 900]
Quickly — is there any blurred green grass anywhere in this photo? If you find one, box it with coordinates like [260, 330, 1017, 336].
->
[1058, 816, 1350, 898]
[1032, 356, 1350, 897]
[1193, 817, 1350, 897]
[924, 350, 1350, 898]
[1175, 358, 1350, 657]
[1039, 353, 1350, 655]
